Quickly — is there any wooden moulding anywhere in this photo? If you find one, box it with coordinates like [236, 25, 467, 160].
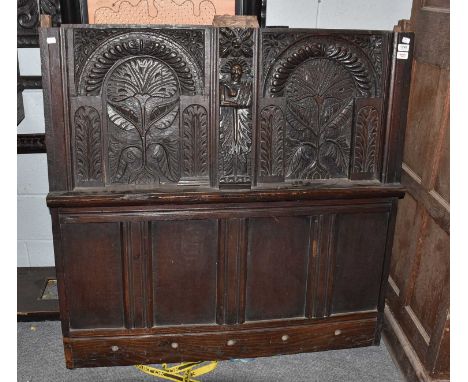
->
[383, 305, 450, 382]
[47, 185, 405, 208]
[64, 314, 377, 368]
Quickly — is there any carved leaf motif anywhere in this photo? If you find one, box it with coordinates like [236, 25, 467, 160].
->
[149, 140, 179, 182]
[353, 106, 379, 173]
[182, 105, 208, 177]
[260, 106, 284, 177]
[74, 106, 102, 182]
[107, 104, 136, 131]
[286, 143, 316, 179]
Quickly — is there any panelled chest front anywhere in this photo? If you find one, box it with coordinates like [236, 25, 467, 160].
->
[41, 25, 413, 368]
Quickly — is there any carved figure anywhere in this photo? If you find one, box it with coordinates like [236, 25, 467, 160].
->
[219, 59, 252, 180]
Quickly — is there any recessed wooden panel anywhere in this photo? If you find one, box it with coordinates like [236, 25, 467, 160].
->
[390, 193, 422, 294]
[245, 216, 310, 321]
[332, 212, 389, 314]
[61, 222, 125, 329]
[151, 219, 218, 325]
[409, 215, 449, 337]
[403, 61, 449, 185]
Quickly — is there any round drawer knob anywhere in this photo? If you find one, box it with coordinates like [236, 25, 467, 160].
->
[334, 329, 342, 336]
[171, 342, 179, 349]
[281, 335, 289, 341]
[227, 339, 236, 346]
[111, 345, 119, 352]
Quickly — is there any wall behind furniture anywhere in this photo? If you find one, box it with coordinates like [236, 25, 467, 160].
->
[16, 0, 412, 267]
[17, 47, 54, 267]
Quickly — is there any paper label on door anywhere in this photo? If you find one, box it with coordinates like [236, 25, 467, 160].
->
[402, 37, 411, 44]
[46, 37, 56, 44]
[397, 51, 409, 60]
[398, 43, 410, 52]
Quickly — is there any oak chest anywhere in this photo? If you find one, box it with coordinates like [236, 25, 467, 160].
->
[40, 25, 413, 368]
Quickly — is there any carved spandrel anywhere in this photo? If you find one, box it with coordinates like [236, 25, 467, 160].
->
[218, 28, 255, 187]
[106, 57, 181, 185]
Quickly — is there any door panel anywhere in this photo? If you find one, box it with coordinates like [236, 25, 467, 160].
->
[245, 216, 311, 321]
[151, 219, 218, 325]
[61, 222, 125, 329]
[332, 212, 389, 314]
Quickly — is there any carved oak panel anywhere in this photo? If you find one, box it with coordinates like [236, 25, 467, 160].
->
[258, 30, 389, 184]
[68, 27, 209, 188]
[57, 27, 391, 191]
[41, 26, 413, 369]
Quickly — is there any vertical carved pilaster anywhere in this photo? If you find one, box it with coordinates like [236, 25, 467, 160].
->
[259, 105, 284, 181]
[74, 106, 103, 185]
[350, 98, 383, 180]
[182, 105, 208, 178]
[218, 28, 255, 187]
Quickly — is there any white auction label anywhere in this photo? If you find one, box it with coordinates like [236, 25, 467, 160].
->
[46, 37, 56, 44]
[402, 37, 411, 44]
[397, 51, 409, 59]
[398, 43, 410, 52]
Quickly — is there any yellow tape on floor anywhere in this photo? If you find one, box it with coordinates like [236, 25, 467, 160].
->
[135, 361, 218, 381]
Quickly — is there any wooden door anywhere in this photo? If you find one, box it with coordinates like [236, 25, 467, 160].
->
[385, 1, 450, 381]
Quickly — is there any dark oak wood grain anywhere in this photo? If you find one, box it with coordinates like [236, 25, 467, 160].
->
[386, 3, 450, 381]
[40, 25, 413, 368]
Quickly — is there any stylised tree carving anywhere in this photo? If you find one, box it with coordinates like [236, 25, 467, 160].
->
[106, 57, 180, 184]
[285, 58, 355, 179]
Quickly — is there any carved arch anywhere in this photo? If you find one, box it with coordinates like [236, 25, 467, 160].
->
[264, 38, 377, 98]
[77, 31, 204, 96]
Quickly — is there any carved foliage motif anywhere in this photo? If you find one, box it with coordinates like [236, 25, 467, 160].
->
[73, 28, 123, 79]
[74, 106, 102, 183]
[259, 106, 284, 178]
[285, 59, 355, 179]
[159, 29, 205, 76]
[261, 32, 301, 79]
[182, 105, 208, 178]
[106, 57, 180, 185]
[218, 28, 254, 185]
[17, 0, 39, 33]
[219, 28, 253, 58]
[76, 31, 204, 96]
[353, 106, 379, 174]
[17, 0, 61, 46]
[340, 34, 384, 81]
